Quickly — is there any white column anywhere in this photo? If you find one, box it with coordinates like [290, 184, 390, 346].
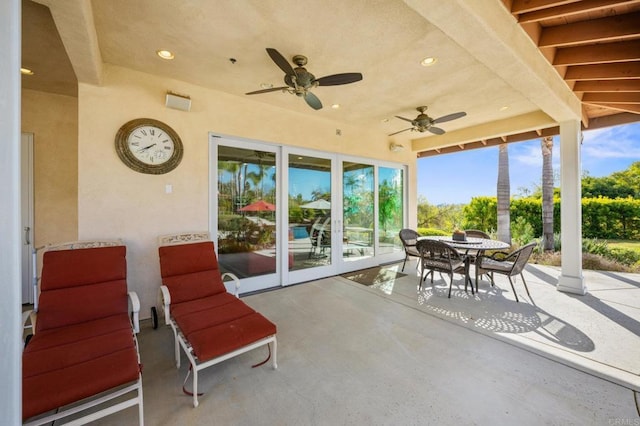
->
[0, 0, 23, 423]
[557, 120, 587, 295]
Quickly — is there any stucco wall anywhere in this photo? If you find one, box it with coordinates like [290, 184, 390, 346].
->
[21, 89, 78, 247]
[78, 64, 417, 315]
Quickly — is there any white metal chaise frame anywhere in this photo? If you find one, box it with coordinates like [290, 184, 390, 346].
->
[157, 232, 277, 408]
[22, 239, 144, 426]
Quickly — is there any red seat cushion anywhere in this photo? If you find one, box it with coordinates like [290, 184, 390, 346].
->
[23, 345, 140, 421]
[187, 312, 277, 362]
[169, 292, 238, 318]
[26, 315, 131, 353]
[173, 299, 255, 336]
[23, 320, 135, 378]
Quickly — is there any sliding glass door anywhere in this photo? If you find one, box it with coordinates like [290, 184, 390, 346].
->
[214, 141, 280, 293]
[211, 135, 407, 291]
[286, 149, 338, 283]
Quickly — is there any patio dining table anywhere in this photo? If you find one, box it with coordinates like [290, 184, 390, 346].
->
[418, 236, 510, 292]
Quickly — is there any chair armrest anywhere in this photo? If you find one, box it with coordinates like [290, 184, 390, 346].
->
[159, 285, 172, 325]
[128, 291, 140, 334]
[222, 272, 241, 297]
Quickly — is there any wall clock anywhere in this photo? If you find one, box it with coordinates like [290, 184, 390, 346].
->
[115, 118, 183, 174]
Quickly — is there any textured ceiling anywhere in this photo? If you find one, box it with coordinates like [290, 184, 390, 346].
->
[21, 0, 639, 153]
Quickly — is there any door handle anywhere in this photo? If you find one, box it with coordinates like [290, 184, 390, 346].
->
[24, 226, 30, 245]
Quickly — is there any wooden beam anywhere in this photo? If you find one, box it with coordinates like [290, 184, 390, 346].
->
[538, 12, 640, 48]
[553, 40, 640, 66]
[518, 0, 640, 23]
[584, 112, 640, 128]
[573, 79, 640, 92]
[512, 0, 579, 15]
[583, 102, 640, 113]
[416, 113, 640, 157]
[564, 62, 640, 80]
[582, 92, 640, 103]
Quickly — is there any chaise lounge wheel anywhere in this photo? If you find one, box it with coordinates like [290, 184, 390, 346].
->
[150, 306, 158, 329]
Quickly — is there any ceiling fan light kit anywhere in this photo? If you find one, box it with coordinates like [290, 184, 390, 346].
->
[245, 48, 363, 110]
[389, 106, 466, 136]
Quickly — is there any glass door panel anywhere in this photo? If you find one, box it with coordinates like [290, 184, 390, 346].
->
[378, 167, 404, 255]
[217, 145, 277, 279]
[342, 161, 374, 262]
[288, 154, 333, 271]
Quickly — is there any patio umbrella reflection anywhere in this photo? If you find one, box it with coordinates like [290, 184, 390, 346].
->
[300, 199, 331, 210]
[238, 199, 276, 212]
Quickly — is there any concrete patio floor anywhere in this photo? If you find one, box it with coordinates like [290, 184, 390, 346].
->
[88, 261, 638, 425]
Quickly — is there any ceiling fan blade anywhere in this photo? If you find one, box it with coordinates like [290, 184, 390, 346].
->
[395, 115, 414, 123]
[428, 126, 446, 135]
[388, 127, 413, 136]
[304, 91, 323, 110]
[266, 48, 296, 76]
[432, 111, 466, 124]
[245, 86, 289, 95]
[315, 73, 363, 86]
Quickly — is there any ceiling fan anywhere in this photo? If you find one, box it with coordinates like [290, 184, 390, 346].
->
[245, 48, 363, 110]
[389, 106, 466, 136]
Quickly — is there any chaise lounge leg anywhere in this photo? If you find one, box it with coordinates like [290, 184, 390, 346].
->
[193, 365, 199, 408]
[272, 338, 278, 370]
[138, 376, 145, 426]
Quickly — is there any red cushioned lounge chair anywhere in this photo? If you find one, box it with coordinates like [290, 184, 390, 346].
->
[157, 232, 277, 408]
[22, 240, 144, 426]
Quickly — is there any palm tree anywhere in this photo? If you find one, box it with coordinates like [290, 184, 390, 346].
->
[541, 136, 554, 251]
[496, 144, 511, 244]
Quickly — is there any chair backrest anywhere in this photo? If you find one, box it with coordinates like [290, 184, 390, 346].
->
[399, 229, 420, 252]
[510, 242, 537, 275]
[415, 239, 461, 261]
[158, 240, 227, 304]
[37, 244, 128, 332]
[464, 229, 490, 239]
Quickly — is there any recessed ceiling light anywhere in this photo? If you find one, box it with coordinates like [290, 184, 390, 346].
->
[420, 57, 437, 66]
[499, 106, 509, 111]
[156, 50, 175, 60]
[20, 67, 34, 75]
[260, 83, 273, 89]
[331, 104, 340, 109]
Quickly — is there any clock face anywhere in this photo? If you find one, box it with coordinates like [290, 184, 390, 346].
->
[127, 125, 175, 165]
[115, 118, 183, 174]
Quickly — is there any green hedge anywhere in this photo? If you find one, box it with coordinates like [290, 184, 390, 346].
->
[462, 196, 640, 239]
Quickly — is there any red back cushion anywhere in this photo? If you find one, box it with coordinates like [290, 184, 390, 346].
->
[158, 241, 226, 303]
[37, 246, 128, 332]
[41, 246, 127, 291]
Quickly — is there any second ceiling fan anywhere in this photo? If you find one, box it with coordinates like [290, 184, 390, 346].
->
[389, 106, 466, 136]
[246, 48, 363, 110]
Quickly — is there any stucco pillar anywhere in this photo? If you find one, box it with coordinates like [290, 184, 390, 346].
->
[0, 0, 23, 423]
[557, 120, 587, 295]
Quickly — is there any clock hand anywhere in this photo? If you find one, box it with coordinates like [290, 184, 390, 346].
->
[137, 143, 157, 153]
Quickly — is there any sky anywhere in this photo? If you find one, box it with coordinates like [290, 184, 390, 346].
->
[417, 122, 640, 205]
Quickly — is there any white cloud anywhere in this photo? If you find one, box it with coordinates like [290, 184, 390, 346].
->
[582, 123, 640, 159]
[510, 139, 561, 168]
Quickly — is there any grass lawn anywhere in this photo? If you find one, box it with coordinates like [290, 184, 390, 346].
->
[606, 240, 640, 254]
